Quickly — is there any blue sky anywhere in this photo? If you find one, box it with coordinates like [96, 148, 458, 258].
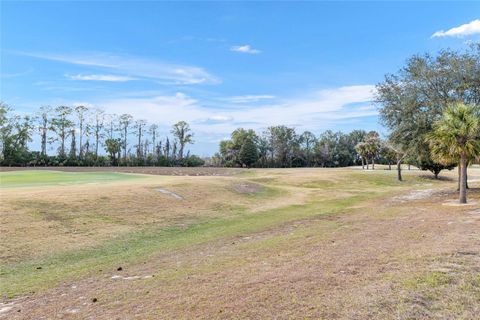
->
[1, 1, 480, 155]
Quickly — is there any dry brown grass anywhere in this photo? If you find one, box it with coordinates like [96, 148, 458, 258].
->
[1, 173, 294, 263]
[1, 167, 479, 319]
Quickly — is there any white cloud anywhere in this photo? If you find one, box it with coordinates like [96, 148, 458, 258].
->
[227, 95, 275, 103]
[67, 74, 136, 82]
[95, 85, 376, 137]
[221, 85, 376, 128]
[432, 19, 480, 38]
[45, 85, 376, 154]
[230, 45, 261, 54]
[208, 115, 233, 122]
[20, 52, 219, 85]
[100, 92, 201, 124]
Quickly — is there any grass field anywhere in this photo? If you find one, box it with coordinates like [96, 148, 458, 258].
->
[0, 170, 143, 188]
[1, 167, 479, 319]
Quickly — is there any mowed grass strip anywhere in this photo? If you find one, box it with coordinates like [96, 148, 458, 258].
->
[0, 170, 144, 188]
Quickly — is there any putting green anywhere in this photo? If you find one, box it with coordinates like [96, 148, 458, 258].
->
[0, 170, 144, 188]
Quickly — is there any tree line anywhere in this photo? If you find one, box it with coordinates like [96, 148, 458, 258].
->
[214, 127, 400, 170]
[0, 103, 204, 167]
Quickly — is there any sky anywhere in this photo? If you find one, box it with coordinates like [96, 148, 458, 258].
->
[1, 1, 480, 155]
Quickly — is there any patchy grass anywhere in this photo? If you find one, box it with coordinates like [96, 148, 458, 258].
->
[0, 189, 383, 297]
[1, 168, 400, 297]
[401, 271, 453, 290]
[1, 167, 479, 319]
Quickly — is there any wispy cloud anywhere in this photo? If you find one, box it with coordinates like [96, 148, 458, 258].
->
[44, 84, 376, 154]
[67, 74, 136, 82]
[230, 45, 261, 54]
[432, 19, 480, 38]
[19, 52, 220, 85]
[96, 85, 376, 138]
[1, 68, 34, 78]
[208, 115, 233, 122]
[227, 95, 275, 103]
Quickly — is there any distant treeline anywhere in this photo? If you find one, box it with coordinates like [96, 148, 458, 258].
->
[0, 103, 203, 167]
[0, 101, 390, 169]
[212, 127, 396, 169]
[0, 100, 395, 169]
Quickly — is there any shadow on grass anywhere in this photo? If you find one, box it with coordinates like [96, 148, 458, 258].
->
[419, 174, 456, 182]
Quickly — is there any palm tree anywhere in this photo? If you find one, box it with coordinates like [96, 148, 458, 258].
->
[427, 103, 480, 204]
[355, 142, 368, 169]
[363, 132, 381, 170]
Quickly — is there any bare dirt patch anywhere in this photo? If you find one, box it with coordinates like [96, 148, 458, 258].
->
[442, 200, 480, 207]
[155, 188, 184, 200]
[392, 189, 436, 202]
[231, 182, 264, 194]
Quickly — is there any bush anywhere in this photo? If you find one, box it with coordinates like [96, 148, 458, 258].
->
[181, 155, 205, 167]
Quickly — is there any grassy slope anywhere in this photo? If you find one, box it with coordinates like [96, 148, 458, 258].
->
[0, 168, 430, 297]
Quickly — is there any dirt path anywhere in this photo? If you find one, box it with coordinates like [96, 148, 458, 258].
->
[2, 186, 479, 319]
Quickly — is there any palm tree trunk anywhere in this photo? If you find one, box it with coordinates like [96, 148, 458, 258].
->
[371, 158, 375, 170]
[457, 164, 469, 191]
[459, 155, 467, 204]
[361, 157, 364, 169]
[397, 159, 402, 181]
[466, 167, 469, 189]
[457, 164, 461, 191]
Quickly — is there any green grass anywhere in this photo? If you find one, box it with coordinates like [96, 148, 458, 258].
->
[401, 271, 453, 290]
[0, 170, 144, 188]
[301, 180, 337, 188]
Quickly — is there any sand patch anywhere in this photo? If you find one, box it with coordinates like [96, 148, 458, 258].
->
[0, 301, 17, 317]
[393, 189, 435, 202]
[155, 188, 183, 200]
[111, 275, 152, 280]
[442, 200, 479, 207]
[232, 183, 264, 194]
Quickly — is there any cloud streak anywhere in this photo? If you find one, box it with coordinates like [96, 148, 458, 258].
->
[227, 95, 275, 103]
[67, 74, 136, 82]
[230, 45, 261, 54]
[20, 52, 220, 85]
[432, 19, 480, 38]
